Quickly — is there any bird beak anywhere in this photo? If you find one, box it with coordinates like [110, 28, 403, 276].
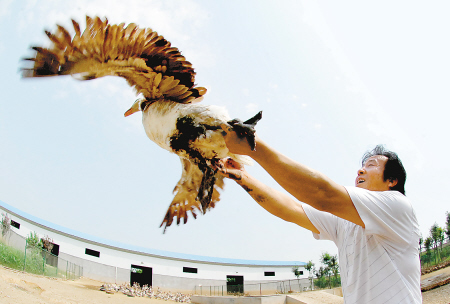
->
[124, 102, 142, 117]
[124, 99, 144, 117]
[124, 107, 138, 117]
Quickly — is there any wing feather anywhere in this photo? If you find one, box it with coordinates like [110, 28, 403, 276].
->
[22, 15, 206, 104]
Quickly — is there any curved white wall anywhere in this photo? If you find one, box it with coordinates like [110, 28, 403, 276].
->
[0, 200, 308, 293]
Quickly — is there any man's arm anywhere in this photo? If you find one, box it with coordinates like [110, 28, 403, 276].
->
[217, 158, 320, 233]
[221, 127, 364, 227]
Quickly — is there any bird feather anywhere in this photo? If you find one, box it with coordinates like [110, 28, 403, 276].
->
[22, 15, 257, 232]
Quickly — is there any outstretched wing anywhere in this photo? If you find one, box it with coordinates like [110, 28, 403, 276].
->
[22, 16, 206, 104]
[160, 158, 225, 233]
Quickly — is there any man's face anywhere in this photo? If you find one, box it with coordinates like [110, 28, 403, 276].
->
[355, 155, 394, 191]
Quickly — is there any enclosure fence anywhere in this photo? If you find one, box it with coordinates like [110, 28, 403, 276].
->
[194, 278, 313, 296]
[0, 232, 83, 280]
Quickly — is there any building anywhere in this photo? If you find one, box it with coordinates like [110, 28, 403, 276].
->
[0, 200, 309, 294]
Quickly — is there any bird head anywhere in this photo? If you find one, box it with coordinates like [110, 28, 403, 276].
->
[124, 97, 146, 117]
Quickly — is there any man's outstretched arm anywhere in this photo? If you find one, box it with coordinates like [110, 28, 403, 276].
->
[217, 158, 320, 233]
[221, 126, 364, 227]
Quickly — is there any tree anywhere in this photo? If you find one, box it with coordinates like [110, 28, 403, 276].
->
[424, 237, 433, 266]
[329, 255, 339, 286]
[419, 236, 423, 254]
[437, 227, 445, 253]
[26, 231, 42, 249]
[445, 211, 450, 242]
[314, 266, 327, 289]
[292, 266, 302, 291]
[430, 223, 441, 263]
[1, 213, 11, 238]
[320, 252, 333, 288]
[305, 260, 315, 276]
[305, 260, 315, 290]
[315, 266, 325, 279]
[292, 266, 302, 279]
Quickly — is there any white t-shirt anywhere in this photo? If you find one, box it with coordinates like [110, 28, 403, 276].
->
[303, 187, 421, 304]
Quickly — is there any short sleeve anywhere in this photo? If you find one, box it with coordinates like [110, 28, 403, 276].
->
[302, 204, 343, 244]
[345, 186, 419, 253]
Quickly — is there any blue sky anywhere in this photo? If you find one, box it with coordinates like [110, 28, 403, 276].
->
[1, 0, 449, 267]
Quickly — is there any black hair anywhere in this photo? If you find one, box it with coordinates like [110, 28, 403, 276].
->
[362, 145, 407, 195]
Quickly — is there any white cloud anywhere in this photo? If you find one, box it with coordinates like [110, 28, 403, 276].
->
[0, 0, 13, 18]
[245, 103, 259, 113]
[17, 0, 208, 42]
[268, 82, 278, 90]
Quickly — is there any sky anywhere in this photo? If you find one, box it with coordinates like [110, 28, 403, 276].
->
[1, 0, 449, 268]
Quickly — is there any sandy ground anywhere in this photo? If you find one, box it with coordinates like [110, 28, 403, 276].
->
[287, 291, 343, 304]
[421, 266, 450, 304]
[0, 266, 171, 304]
[0, 265, 449, 304]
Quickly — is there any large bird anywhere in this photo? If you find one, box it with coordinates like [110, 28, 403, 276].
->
[21, 16, 262, 232]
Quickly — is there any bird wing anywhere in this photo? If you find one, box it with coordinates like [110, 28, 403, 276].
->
[22, 16, 206, 104]
[160, 157, 224, 233]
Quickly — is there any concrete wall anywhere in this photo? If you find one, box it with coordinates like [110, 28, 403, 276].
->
[192, 295, 287, 304]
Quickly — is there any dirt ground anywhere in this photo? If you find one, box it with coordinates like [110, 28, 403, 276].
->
[0, 266, 170, 304]
[0, 265, 449, 304]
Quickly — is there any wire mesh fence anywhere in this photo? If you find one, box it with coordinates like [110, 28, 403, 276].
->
[24, 244, 83, 280]
[194, 278, 313, 296]
[0, 232, 83, 280]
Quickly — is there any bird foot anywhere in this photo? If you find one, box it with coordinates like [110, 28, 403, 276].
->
[227, 111, 262, 151]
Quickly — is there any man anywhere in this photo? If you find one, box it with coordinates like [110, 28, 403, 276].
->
[217, 127, 421, 304]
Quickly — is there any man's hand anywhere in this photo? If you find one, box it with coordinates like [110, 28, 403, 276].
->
[221, 124, 258, 156]
[216, 158, 246, 181]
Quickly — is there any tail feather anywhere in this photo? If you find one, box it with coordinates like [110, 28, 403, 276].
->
[197, 165, 216, 213]
[159, 158, 223, 233]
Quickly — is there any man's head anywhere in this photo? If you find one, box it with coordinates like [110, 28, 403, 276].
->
[355, 145, 406, 194]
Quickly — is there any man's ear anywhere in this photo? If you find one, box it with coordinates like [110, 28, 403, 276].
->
[388, 178, 398, 189]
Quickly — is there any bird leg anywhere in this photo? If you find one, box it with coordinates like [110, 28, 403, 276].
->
[227, 111, 263, 151]
[197, 162, 217, 214]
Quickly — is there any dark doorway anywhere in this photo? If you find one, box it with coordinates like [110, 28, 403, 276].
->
[226, 275, 244, 294]
[131, 264, 152, 287]
[50, 243, 60, 256]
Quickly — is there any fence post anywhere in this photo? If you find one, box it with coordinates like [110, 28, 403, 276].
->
[42, 251, 46, 275]
[23, 239, 27, 271]
[260, 283, 261, 295]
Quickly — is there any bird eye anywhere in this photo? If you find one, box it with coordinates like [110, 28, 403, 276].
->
[140, 102, 147, 110]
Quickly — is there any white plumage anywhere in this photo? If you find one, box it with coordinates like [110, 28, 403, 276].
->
[22, 16, 261, 232]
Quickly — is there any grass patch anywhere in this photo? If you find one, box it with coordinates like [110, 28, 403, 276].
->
[0, 240, 81, 279]
[0, 241, 25, 269]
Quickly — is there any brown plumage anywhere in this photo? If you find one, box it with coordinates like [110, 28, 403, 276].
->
[23, 16, 205, 104]
[22, 16, 261, 233]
